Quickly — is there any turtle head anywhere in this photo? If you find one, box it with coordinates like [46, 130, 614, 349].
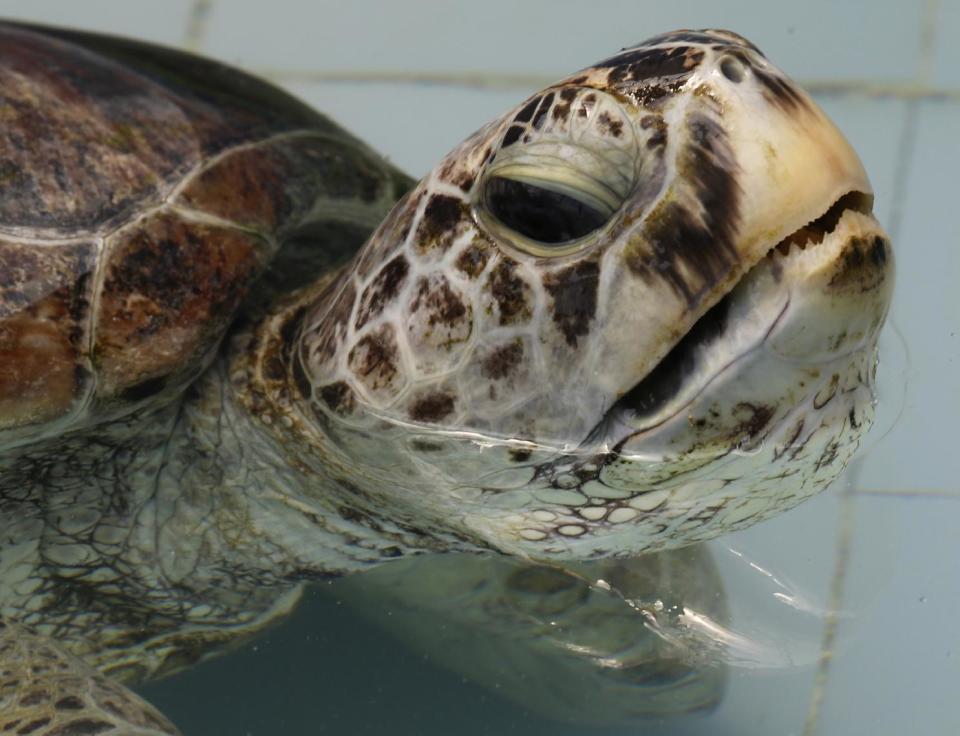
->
[295, 30, 893, 558]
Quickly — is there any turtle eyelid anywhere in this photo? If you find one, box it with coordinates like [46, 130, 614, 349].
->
[483, 176, 611, 248]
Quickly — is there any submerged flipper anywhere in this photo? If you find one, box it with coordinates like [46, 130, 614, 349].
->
[0, 620, 180, 735]
[333, 545, 729, 725]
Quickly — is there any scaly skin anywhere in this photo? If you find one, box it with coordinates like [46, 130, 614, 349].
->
[0, 620, 178, 735]
[0, 26, 893, 734]
[241, 29, 893, 561]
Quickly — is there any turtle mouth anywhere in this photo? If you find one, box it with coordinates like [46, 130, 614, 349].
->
[608, 190, 875, 427]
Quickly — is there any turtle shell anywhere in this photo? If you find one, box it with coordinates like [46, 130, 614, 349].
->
[0, 23, 404, 449]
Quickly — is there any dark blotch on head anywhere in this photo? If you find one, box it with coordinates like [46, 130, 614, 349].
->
[319, 381, 356, 415]
[641, 114, 668, 148]
[307, 279, 354, 368]
[355, 254, 409, 329]
[828, 235, 889, 294]
[417, 194, 465, 251]
[509, 447, 532, 462]
[502, 125, 525, 147]
[602, 46, 703, 86]
[487, 260, 531, 325]
[552, 88, 578, 122]
[596, 111, 624, 138]
[453, 171, 476, 193]
[544, 260, 600, 347]
[455, 242, 491, 278]
[844, 243, 865, 270]
[410, 274, 468, 328]
[513, 96, 541, 124]
[410, 392, 455, 422]
[348, 325, 398, 390]
[480, 339, 524, 380]
[532, 92, 555, 130]
[579, 92, 596, 118]
[439, 159, 477, 193]
[870, 236, 888, 266]
[626, 113, 740, 305]
[733, 402, 775, 440]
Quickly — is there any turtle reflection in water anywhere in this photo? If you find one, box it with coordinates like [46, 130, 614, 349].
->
[333, 546, 729, 725]
[0, 22, 892, 734]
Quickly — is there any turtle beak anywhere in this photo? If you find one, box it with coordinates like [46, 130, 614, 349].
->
[589, 55, 880, 428]
[724, 76, 874, 269]
[593, 62, 895, 457]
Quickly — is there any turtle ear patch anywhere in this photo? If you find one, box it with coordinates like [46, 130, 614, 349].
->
[624, 111, 742, 307]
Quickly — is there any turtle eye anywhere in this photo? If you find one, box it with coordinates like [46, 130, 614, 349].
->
[477, 88, 637, 257]
[484, 176, 611, 244]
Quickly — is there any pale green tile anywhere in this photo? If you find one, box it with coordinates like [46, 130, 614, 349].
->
[280, 81, 531, 176]
[856, 101, 960, 495]
[813, 494, 960, 735]
[933, 0, 960, 89]
[206, 0, 922, 85]
[813, 96, 908, 229]
[0, 0, 197, 46]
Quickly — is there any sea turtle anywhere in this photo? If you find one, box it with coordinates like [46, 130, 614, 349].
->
[0, 22, 893, 734]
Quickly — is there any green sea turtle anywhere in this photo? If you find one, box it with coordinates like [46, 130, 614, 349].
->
[0, 23, 892, 733]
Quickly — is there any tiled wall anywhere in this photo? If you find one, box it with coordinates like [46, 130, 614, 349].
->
[1, 2, 956, 734]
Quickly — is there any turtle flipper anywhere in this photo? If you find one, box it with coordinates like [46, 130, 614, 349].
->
[334, 547, 729, 724]
[0, 621, 180, 736]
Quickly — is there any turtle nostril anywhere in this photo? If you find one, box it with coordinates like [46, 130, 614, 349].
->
[720, 55, 745, 83]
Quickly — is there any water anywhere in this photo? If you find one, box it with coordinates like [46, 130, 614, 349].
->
[144, 308, 939, 736]
[4, 1, 959, 733]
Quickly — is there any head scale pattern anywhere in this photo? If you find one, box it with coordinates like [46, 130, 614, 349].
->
[298, 30, 810, 439]
[278, 29, 890, 559]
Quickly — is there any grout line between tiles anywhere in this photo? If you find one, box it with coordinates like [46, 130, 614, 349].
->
[917, 0, 942, 84]
[802, 485, 857, 736]
[855, 489, 960, 500]
[254, 68, 960, 102]
[183, 0, 215, 53]
[804, 3, 940, 732]
[885, 98, 923, 250]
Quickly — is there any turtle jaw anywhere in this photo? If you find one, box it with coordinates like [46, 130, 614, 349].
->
[598, 189, 893, 462]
